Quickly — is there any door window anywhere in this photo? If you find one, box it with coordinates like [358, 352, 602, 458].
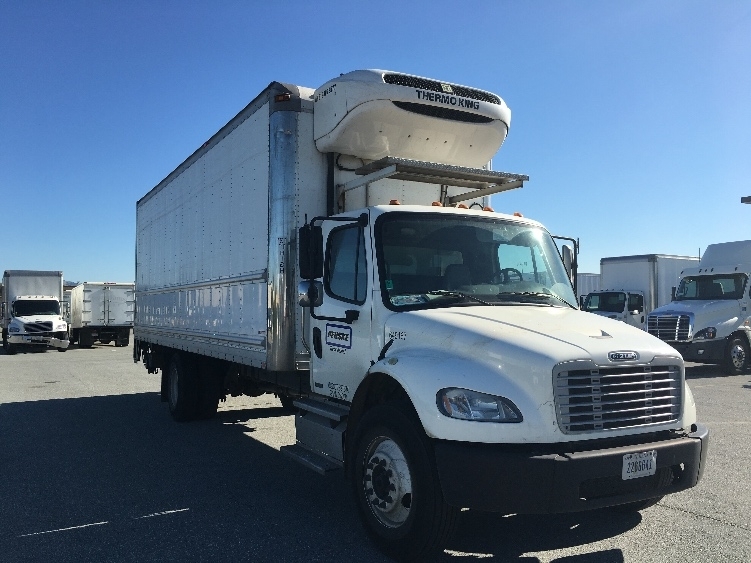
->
[325, 225, 367, 304]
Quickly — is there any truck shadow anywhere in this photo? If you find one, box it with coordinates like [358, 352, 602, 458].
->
[0, 394, 637, 562]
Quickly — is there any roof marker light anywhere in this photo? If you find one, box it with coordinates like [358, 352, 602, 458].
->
[483, 206, 494, 212]
[513, 211, 523, 217]
[431, 201, 443, 207]
[389, 199, 401, 205]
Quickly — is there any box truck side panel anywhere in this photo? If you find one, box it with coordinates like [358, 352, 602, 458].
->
[135, 100, 272, 364]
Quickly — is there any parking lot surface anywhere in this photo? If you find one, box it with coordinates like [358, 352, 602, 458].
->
[0, 344, 748, 562]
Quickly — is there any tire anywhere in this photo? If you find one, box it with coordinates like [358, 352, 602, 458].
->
[57, 347, 67, 352]
[167, 353, 199, 422]
[196, 364, 223, 420]
[350, 404, 459, 562]
[724, 336, 749, 375]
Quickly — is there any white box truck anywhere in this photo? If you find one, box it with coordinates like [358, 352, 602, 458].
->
[648, 240, 751, 375]
[1, 270, 69, 354]
[69, 282, 135, 347]
[583, 255, 699, 329]
[133, 70, 708, 560]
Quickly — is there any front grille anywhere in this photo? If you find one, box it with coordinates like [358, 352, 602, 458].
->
[391, 101, 494, 123]
[554, 364, 682, 434]
[383, 73, 502, 105]
[647, 315, 691, 341]
[24, 321, 53, 333]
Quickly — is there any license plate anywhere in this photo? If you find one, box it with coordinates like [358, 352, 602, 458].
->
[622, 450, 657, 480]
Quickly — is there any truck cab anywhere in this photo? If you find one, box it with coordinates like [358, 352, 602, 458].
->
[583, 289, 645, 328]
[2, 295, 68, 354]
[648, 248, 751, 374]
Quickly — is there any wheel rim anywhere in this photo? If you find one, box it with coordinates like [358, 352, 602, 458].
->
[731, 344, 746, 370]
[362, 436, 413, 528]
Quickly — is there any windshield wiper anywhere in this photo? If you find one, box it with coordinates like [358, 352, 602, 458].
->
[426, 290, 493, 306]
[496, 291, 573, 307]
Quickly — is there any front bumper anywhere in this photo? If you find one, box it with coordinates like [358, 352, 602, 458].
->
[669, 339, 725, 363]
[434, 423, 709, 513]
[9, 334, 69, 349]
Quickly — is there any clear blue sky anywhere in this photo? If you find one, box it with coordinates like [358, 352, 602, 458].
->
[1, 1, 749, 282]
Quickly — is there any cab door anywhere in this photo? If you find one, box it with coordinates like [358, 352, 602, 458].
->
[626, 292, 645, 328]
[308, 216, 374, 403]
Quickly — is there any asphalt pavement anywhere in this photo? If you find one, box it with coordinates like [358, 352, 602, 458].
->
[0, 344, 748, 562]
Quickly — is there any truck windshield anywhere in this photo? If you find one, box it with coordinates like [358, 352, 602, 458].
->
[376, 212, 577, 310]
[12, 300, 60, 316]
[583, 292, 626, 313]
[675, 273, 748, 301]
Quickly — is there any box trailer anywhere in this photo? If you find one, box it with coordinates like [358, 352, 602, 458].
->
[583, 254, 698, 329]
[133, 70, 707, 560]
[649, 240, 751, 374]
[1, 270, 69, 354]
[69, 282, 135, 347]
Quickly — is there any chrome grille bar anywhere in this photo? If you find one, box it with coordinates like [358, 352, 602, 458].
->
[554, 362, 683, 434]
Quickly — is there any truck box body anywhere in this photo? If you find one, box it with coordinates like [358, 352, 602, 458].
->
[1, 270, 68, 353]
[133, 70, 707, 559]
[648, 240, 751, 374]
[583, 254, 698, 328]
[69, 282, 135, 347]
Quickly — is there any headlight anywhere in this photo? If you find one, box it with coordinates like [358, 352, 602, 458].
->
[9, 326, 20, 333]
[437, 388, 522, 423]
[694, 327, 716, 340]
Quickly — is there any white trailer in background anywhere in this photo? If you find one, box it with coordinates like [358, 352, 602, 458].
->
[583, 254, 698, 329]
[133, 70, 707, 560]
[1, 270, 69, 354]
[576, 272, 600, 306]
[69, 282, 134, 347]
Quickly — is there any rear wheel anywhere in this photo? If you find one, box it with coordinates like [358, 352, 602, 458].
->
[167, 353, 199, 421]
[351, 404, 458, 561]
[724, 336, 749, 375]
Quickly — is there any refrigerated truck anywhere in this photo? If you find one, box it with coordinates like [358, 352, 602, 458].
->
[583, 254, 699, 329]
[69, 282, 135, 347]
[648, 240, 751, 374]
[1, 270, 69, 354]
[133, 70, 708, 561]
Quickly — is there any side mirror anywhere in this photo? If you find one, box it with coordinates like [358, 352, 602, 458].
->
[299, 224, 323, 280]
[298, 280, 323, 308]
[561, 245, 574, 282]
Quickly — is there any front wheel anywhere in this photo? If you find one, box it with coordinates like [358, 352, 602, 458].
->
[724, 336, 750, 375]
[351, 404, 458, 561]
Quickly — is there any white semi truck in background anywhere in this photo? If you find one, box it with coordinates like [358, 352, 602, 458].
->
[68, 282, 135, 347]
[133, 70, 708, 561]
[648, 240, 751, 375]
[1, 270, 69, 354]
[583, 254, 698, 329]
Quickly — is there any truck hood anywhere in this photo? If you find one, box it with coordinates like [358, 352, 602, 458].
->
[386, 305, 678, 367]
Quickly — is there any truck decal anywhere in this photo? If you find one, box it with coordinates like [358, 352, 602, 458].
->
[327, 382, 349, 400]
[415, 89, 480, 110]
[326, 323, 352, 350]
